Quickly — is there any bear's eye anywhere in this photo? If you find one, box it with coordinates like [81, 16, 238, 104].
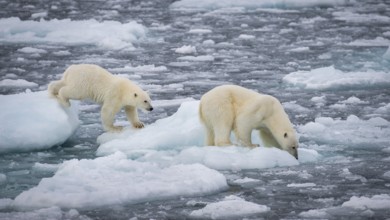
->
[144, 100, 148, 103]
[284, 133, 288, 138]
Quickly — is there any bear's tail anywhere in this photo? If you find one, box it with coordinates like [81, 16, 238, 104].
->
[47, 80, 65, 98]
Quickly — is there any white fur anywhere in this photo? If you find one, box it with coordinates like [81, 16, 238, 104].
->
[199, 85, 298, 158]
[48, 64, 153, 132]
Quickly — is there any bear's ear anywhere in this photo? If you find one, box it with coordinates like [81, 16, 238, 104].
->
[284, 133, 288, 138]
[134, 93, 138, 98]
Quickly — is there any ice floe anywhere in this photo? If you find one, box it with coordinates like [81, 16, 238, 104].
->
[298, 115, 390, 147]
[13, 152, 227, 209]
[189, 195, 270, 219]
[0, 17, 146, 50]
[97, 101, 319, 169]
[171, 0, 351, 9]
[0, 91, 79, 154]
[283, 66, 390, 90]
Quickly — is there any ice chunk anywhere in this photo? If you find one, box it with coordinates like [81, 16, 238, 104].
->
[177, 55, 214, 61]
[0, 206, 90, 220]
[287, 183, 316, 187]
[283, 66, 390, 90]
[175, 45, 197, 54]
[0, 79, 38, 88]
[348, 37, 390, 47]
[17, 47, 47, 54]
[333, 11, 390, 24]
[188, 29, 212, 34]
[171, 0, 351, 10]
[173, 146, 316, 170]
[190, 195, 269, 219]
[13, 152, 228, 209]
[0, 17, 146, 50]
[97, 101, 319, 169]
[0, 91, 79, 153]
[342, 194, 390, 210]
[97, 101, 205, 156]
[298, 115, 390, 147]
[238, 34, 255, 40]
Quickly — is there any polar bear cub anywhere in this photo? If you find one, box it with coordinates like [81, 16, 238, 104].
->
[48, 64, 153, 132]
[199, 85, 298, 159]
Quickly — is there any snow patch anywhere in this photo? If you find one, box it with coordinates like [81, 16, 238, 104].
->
[0, 79, 38, 88]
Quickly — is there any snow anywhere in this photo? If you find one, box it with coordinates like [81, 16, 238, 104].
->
[97, 101, 319, 169]
[342, 194, 390, 210]
[0, 79, 38, 88]
[175, 45, 197, 54]
[283, 66, 390, 90]
[171, 0, 351, 9]
[189, 196, 270, 219]
[298, 115, 390, 147]
[0, 17, 146, 50]
[0, 91, 79, 153]
[13, 152, 228, 209]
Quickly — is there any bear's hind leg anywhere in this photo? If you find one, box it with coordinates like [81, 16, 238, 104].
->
[213, 120, 233, 146]
[204, 124, 215, 146]
[57, 86, 73, 107]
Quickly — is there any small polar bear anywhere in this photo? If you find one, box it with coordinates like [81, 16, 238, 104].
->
[199, 85, 298, 159]
[48, 64, 153, 132]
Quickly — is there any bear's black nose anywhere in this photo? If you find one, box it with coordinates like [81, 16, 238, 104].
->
[149, 107, 153, 111]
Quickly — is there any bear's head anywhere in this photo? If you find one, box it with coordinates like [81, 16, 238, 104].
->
[133, 91, 153, 111]
[261, 96, 298, 159]
[276, 129, 299, 159]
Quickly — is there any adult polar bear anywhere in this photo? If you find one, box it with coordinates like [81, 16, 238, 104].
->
[48, 64, 153, 132]
[199, 85, 298, 159]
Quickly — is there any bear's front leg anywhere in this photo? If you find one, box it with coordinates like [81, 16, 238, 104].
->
[124, 106, 144, 129]
[101, 103, 123, 132]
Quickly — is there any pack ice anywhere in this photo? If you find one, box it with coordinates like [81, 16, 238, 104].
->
[0, 91, 79, 153]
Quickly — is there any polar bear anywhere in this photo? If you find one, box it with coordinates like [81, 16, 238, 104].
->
[199, 85, 298, 159]
[48, 64, 153, 132]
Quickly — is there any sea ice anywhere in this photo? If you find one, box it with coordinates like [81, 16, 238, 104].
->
[13, 152, 228, 209]
[175, 45, 197, 54]
[177, 55, 215, 61]
[189, 195, 270, 219]
[0, 17, 146, 50]
[283, 66, 390, 90]
[97, 101, 319, 169]
[298, 115, 390, 147]
[0, 79, 38, 88]
[171, 0, 351, 9]
[342, 194, 390, 210]
[0, 91, 79, 153]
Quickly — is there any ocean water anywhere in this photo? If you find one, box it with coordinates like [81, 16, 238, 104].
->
[0, 0, 390, 219]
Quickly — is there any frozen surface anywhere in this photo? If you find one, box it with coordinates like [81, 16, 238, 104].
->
[298, 115, 390, 147]
[0, 17, 146, 50]
[283, 66, 390, 90]
[171, 0, 350, 9]
[97, 101, 319, 170]
[13, 152, 227, 209]
[190, 195, 270, 219]
[0, 91, 79, 153]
